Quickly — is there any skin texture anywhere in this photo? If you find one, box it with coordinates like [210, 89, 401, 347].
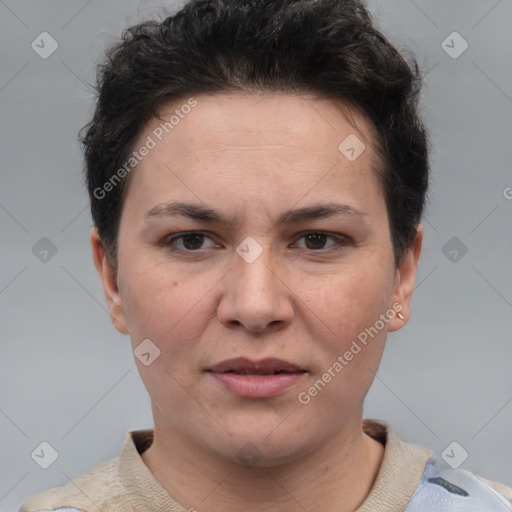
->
[91, 91, 423, 512]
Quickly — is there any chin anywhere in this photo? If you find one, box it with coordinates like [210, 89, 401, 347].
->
[201, 422, 319, 468]
[214, 438, 309, 469]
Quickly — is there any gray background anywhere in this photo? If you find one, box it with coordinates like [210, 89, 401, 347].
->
[1, 0, 511, 510]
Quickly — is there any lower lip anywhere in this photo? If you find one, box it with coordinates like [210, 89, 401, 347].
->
[207, 372, 307, 398]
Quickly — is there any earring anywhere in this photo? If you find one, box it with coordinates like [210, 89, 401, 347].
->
[397, 311, 405, 320]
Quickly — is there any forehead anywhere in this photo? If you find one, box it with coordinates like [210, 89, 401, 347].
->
[150, 91, 377, 157]
[123, 91, 385, 216]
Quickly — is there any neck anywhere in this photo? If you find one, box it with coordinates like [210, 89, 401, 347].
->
[141, 406, 385, 512]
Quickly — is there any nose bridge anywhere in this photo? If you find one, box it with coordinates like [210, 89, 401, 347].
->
[219, 236, 293, 332]
[234, 236, 278, 304]
[238, 239, 272, 283]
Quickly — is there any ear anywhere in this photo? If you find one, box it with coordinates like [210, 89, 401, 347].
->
[387, 224, 423, 332]
[90, 227, 129, 335]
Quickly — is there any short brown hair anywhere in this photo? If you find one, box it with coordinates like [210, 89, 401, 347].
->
[80, 0, 430, 266]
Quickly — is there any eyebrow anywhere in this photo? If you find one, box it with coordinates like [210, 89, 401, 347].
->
[145, 201, 366, 227]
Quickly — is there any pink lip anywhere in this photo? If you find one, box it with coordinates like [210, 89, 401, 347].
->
[205, 357, 307, 398]
[208, 372, 307, 398]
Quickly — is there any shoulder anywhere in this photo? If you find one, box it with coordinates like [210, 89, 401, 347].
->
[404, 454, 512, 511]
[18, 457, 133, 512]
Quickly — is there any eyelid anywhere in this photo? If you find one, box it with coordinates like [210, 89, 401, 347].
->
[159, 231, 219, 251]
[160, 230, 351, 254]
[292, 231, 352, 251]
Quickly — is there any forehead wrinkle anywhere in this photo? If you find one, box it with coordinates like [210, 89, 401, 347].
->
[144, 201, 368, 234]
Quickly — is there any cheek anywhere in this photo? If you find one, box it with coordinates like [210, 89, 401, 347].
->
[297, 263, 394, 345]
[297, 278, 388, 416]
[120, 268, 173, 338]
[292, 264, 392, 410]
[119, 263, 214, 359]
[120, 267, 211, 411]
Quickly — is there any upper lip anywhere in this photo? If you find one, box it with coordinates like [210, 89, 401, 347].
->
[206, 357, 306, 374]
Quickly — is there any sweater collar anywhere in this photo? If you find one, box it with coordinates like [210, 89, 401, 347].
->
[358, 419, 433, 511]
[118, 419, 433, 511]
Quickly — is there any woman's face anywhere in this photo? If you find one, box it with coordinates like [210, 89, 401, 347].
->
[95, 91, 421, 465]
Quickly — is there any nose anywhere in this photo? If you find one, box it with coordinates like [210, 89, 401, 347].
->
[217, 241, 295, 334]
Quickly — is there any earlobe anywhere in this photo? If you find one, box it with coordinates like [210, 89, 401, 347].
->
[388, 224, 423, 332]
[90, 227, 129, 335]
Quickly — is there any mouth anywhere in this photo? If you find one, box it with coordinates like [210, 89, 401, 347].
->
[220, 369, 303, 375]
[205, 357, 308, 398]
[206, 357, 307, 374]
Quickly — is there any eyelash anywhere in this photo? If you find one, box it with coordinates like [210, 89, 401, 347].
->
[159, 231, 351, 255]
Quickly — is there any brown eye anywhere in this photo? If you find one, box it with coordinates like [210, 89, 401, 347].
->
[294, 231, 350, 252]
[160, 232, 218, 253]
[303, 232, 329, 250]
[179, 233, 206, 250]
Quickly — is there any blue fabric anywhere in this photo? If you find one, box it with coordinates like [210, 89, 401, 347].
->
[404, 454, 512, 511]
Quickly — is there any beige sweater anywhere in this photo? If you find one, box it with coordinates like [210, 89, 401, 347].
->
[19, 419, 512, 512]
